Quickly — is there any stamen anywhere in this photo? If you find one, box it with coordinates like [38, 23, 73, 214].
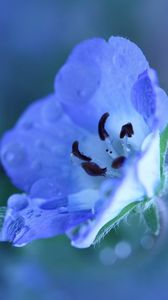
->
[98, 113, 110, 140]
[72, 141, 91, 162]
[112, 156, 126, 169]
[120, 123, 134, 139]
[81, 162, 107, 176]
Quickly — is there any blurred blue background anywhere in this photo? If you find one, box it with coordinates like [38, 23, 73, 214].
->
[1, 0, 168, 299]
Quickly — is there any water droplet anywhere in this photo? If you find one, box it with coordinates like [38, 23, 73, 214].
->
[2, 143, 27, 167]
[8, 194, 29, 211]
[40, 200, 67, 210]
[31, 160, 42, 172]
[77, 88, 89, 98]
[30, 178, 65, 200]
[35, 139, 48, 149]
[56, 62, 101, 104]
[42, 99, 63, 123]
[21, 121, 34, 130]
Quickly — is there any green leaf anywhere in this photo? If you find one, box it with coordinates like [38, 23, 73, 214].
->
[160, 124, 168, 178]
[93, 201, 141, 245]
[143, 203, 160, 235]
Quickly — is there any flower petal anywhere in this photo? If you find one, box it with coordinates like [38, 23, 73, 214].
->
[155, 87, 168, 131]
[68, 189, 99, 212]
[71, 164, 145, 248]
[137, 131, 160, 197]
[1, 194, 92, 246]
[71, 130, 161, 248]
[131, 69, 168, 131]
[0, 95, 82, 192]
[0, 128, 71, 192]
[55, 36, 149, 142]
[131, 70, 156, 124]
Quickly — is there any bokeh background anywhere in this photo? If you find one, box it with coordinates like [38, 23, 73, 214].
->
[1, 0, 168, 299]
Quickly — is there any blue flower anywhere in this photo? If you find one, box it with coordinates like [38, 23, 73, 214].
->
[1, 37, 168, 247]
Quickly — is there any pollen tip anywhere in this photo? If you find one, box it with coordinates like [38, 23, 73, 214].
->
[98, 112, 110, 141]
[81, 162, 107, 177]
[112, 156, 126, 169]
[120, 123, 134, 139]
[72, 141, 91, 162]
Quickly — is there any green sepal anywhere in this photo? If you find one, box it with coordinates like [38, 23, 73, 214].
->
[93, 200, 141, 245]
[160, 125, 168, 180]
[143, 202, 160, 235]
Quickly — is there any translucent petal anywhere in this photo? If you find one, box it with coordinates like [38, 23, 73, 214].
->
[68, 189, 99, 212]
[131, 69, 168, 132]
[0, 95, 82, 192]
[1, 194, 92, 246]
[137, 131, 160, 197]
[16, 94, 63, 131]
[71, 131, 161, 248]
[1, 128, 71, 192]
[131, 70, 156, 122]
[68, 37, 109, 66]
[155, 87, 168, 131]
[55, 36, 149, 147]
[71, 163, 145, 248]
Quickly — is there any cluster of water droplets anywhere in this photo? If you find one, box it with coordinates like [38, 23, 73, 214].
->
[1, 95, 81, 195]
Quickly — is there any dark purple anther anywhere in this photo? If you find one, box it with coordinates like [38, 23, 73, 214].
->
[72, 141, 91, 162]
[120, 123, 134, 139]
[112, 156, 126, 169]
[98, 113, 110, 140]
[81, 162, 107, 176]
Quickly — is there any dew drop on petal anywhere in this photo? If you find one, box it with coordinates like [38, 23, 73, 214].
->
[2, 143, 27, 167]
[8, 194, 29, 211]
[39, 199, 67, 210]
[42, 99, 63, 124]
[56, 62, 101, 104]
[35, 139, 48, 150]
[30, 178, 65, 200]
[21, 121, 34, 130]
[30, 160, 42, 172]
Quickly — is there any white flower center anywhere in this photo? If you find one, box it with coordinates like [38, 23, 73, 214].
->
[71, 112, 135, 178]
